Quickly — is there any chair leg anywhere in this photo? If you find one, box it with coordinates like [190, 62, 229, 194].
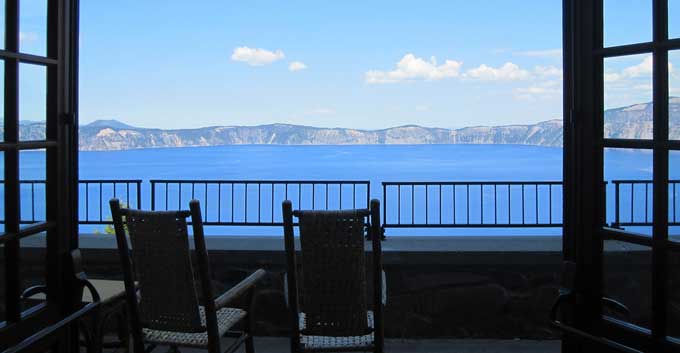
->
[244, 287, 258, 353]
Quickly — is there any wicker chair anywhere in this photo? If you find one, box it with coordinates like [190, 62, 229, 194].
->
[110, 199, 266, 353]
[282, 199, 384, 353]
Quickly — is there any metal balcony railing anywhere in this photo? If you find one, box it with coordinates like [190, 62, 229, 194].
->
[1, 178, 674, 232]
[0, 179, 142, 225]
[149, 179, 371, 226]
[382, 181, 564, 229]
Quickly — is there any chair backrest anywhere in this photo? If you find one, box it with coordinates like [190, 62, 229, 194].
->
[283, 200, 382, 337]
[110, 202, 205, 333]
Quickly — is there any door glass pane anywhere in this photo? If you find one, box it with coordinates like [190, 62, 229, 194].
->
[0, 151, 4, 234]
[670, 151, 680, 241]
[0, 244, 5, 323]
[604, 54, 654, 140]
[19, 63, 46, 141]
[605, 148, 653, 235]
[670, 249, 680, 339]
[0, 0, 5, 50]
[672, 51, 680, 141]
[603, 240, 652, 328]
[19, 0, 47, 57]
[19, 232, 46, 313]
[671, 0, 680, 39]
[604, 0, 652, 47]
[0, 59, 4, 143]
[19, 149, 45, 227]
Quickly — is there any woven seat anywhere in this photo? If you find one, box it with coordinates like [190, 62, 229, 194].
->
[299, 311, 374, 350]
[282, 199, 385, 353]
[143, 307, 246, 347]
[110, 199, 266, 353]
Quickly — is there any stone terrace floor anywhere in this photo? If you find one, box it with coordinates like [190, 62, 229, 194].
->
[104, 337, 561, 353]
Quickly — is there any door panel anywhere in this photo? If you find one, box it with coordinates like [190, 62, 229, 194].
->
[564, 0, 680, 351]
[0, 0, 79, 351]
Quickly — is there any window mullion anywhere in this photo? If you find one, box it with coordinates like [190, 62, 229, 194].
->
[3, 0, 20, 324]
[651, 0, 669, 345]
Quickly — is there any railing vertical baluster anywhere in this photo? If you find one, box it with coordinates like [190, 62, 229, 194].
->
[99, 183, 103, 222]
[258, 183, 261, 223]
[85, 182, 89, 222]
[325, 184, 329, 210]
[425, 185, 428, 225]
[366, 182, 370, 209]
[136, 181, 141, 210]
[439, 185, 442, 224]
[218, 183, 222, 223]
[339, 183, 343, 209]
[382, 183, 387, 227]
[245, 183, 248, 222]
[480, 185, 483, 225]
[205, 183, 209, 220]
[631, 183, 634, 223]
[521, 184, 525, 225]
[298, 184, 302, 211]
[453, 184, 456, 225]
[31, 182, 35, 222]
[231, 183, 234, 222]
[412, 185, 415, 225]
[535, 184, 538, 224]
[397, 185, 401, 225]
[466, 184, 470, 224]
[191, 182, 195, 200]
[549, 184, 553, 224]
[645, 182, 649, 223]
[508, 184, 511, 224]
[674, 182, 677, 223]
[271, 183, 275, 222]
[178, 183, 183, 210]
[352, 184, 357, 208]
[312, 184, 315, 210]
[126, 183, 130, 210]
[494, 184, 497, 225]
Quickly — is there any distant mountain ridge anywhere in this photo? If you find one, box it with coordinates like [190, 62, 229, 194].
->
[7, 99, 680, 151]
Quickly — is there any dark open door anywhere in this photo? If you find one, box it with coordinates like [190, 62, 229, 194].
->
[563, 0, 680, 352]
[0, 0, 80, 351]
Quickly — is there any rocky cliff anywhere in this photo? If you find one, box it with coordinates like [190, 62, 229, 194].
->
[6, 99, 679, 151]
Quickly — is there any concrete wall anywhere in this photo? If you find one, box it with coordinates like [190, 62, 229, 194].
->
[5, 234, 674, 339]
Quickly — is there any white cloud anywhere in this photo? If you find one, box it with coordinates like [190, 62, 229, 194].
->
[514, 48, 562, 58]
[514, 80, 561, 101]
[464, 62, 531, 81]
[365, 54, 462, 84]
[605, 55, 674, 83]
[231, 46, 285, 66]
[288, 61, 307, 72]
[19, 32, 38, 43]
[533, 65, 563, 78]
[621, 55, 653, 78]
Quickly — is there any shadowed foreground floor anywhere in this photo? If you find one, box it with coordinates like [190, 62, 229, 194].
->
[109, 337, 560, 353]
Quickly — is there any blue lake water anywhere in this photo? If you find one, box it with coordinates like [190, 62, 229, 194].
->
[5, 144, 672, 236]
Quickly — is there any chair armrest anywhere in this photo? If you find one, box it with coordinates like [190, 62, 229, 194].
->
[215, 269, 266, 309]
[21, 285, 48, 300]
[78, 278, 101, 303]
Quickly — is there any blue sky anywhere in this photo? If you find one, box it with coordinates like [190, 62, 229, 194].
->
[11, 0, 680, 129]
